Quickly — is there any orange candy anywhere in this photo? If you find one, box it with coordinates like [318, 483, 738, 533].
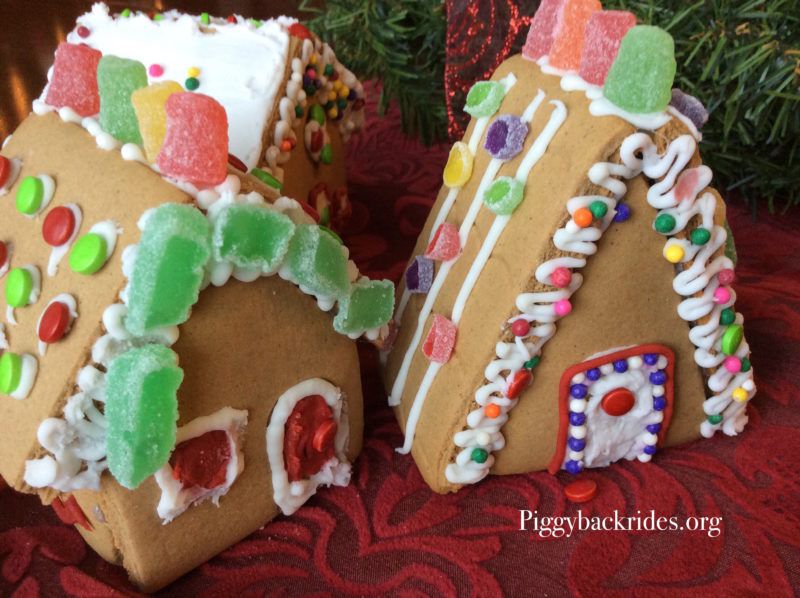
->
[549, 0, 602, 71]
[573, 207, 593, 228]
[485, 404, 501, 419]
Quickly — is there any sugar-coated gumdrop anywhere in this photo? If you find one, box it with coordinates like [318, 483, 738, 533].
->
[105, 344, 183, 490]
[170, 430, 231, 489]
[485, 115, 528, 160]
[522, 0, 566, 61]
[443, 142, 473, 188]
[213, 204, 295, 272]
[579, 11, 637, 85]
[97, 55, 148, 144]
[422, 314, 457, 364]
[132, 81, 184, 162]
[483, 176, 525, 215]
[126, 203, 211, 336]
[333, 279, 395, 335]
[604, 26, 676, 114]
[406, 255, 434, 294]
[549, 0, 602, 71]
[158, 92, 229, 188]
[45, 43, 102, 116]
[286, 224, 350, 299]
[670, 88, 709, 130]
[464, 81, 506, 118]
[425, 223, 460, 261]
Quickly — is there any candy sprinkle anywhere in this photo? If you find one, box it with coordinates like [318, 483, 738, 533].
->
[5, 267, 33, 308]
[149, 64, 164, 77]
[187, 66, 201, 78]
[185, 77, 200, 91]
[69, 233, 107, 275]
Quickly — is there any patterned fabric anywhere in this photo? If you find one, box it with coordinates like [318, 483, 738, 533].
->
[1, 85, 798, 596]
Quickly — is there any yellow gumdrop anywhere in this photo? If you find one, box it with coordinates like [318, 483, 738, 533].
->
[132, 81, 184, 161]
[664, 244, 685, 264]
[443, 142, 473, 188]
[732, 387, 748, 402]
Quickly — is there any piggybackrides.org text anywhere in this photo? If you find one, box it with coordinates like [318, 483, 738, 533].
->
[519, 510, 722, 538]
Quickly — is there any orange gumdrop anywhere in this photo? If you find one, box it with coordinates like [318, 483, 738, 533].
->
[549, 0, 602, 71]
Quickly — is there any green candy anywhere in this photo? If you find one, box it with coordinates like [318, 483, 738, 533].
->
[185, 77, 200, 91]
[286, 224, 350, 299]
[524, 356, 541, 370]
[0, 352, 22, 395]
[324, 63, 334, 77]
[654, 213, 676, 234]
[126, 203, 211, 336]
[719, 308, 736, 326]
[5, 267, 33, 308]
[333, 279, 395, 335]
[604, 26, 676, 114]
[483, 176, 524, 215]
[691, 227, 711, 245]
[250, 168, 283, 190]
[309, 104, 326, 126]
[464, 81, 505, 118]
[16, 176, 44, 215]
[471, 448, 489, 464]
[200, 11, 210, 25]
[105, 344, 182, 490]
[213, 204, 295, 272]
[740, 357, 751, 372]
[120, 8, 131, 17]
[69, 233, 108, 275]
[707, 414, 723, 425]
[721, 324, 744, 356]
[589, 200, 608, 220]
[320, 143, 333, 165]
[295, 105, 304, 118]
[98, 55, 148, 144]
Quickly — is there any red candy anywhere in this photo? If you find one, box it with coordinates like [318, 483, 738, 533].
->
[718, 268, 736, 286]
[0, 241, 7, 269]
[148, 64, 164, 77]
[42, 206, 76, 247]
[422, 314, 457, 364]
[601, 387, 635, 416]
[45, 43, 102, 116]
[549, 0, 602, 71]
[523, 0, 566, 60]
[0, 156, 11, 187]
[170, 430, 232, 489]
[565, 479, 597, 503]
[506, 370, 533, 399]
[51, 495, 92, 531]
[38, 301, 72, 344]
[76, 25, 90, 38]
[674, 168, 703, 202]
[551, 266, 572, 288]
[158, 92, 229, 187]
[288, 22, 312, 40]
[425, 222, 461, 261]
[283, 395, 336, 482]
[579, 11, 637, 85]
[227, 153, 247, 172]
[511, 319, 530, 337]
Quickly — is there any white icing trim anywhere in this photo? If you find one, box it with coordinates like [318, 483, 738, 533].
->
[266, 378, 350, 516]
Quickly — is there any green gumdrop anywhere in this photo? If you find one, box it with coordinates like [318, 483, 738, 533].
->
[464, 81, 505, 118]
[603, 26, 676, 114]
[98, 55, 148, 144]
[333, 279, 395, 335]
[286, 224, 350, 299]
[105, 344, 183, 489]
[483, 176, 525, 215]
[213, 204, 295, 271]
[126, 203, 211, 335]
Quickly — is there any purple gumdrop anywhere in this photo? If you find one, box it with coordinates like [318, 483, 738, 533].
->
[406, 255, 434, 294]
[485, 114, 529, 161]
[670, 88, 709, 130]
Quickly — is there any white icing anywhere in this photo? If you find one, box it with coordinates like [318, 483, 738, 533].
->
[36, 293, 78, 356]
[0, 157, 21, 195]
[46, 204, 83, 276]
[266, 378, 351, 516]
[154, 407, 248, 523]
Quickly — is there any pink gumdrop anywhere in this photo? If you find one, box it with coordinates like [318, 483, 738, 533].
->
[422, 314, 457, 364]
[45, 42, 102, 116]
[551, 266, 572, 288]
[713, 287, 731, 304]
[724, 356, 741, 373]
[157, 92, 229, 188]
[522, 0, 566, 61]
[578, 11, 636, 85]
[554, 299, 572, 316]
[718, 268, 736, 286]
[425, 222, 461, 261]
[149, 64, 164, 77]
[549, 0, 602, 71]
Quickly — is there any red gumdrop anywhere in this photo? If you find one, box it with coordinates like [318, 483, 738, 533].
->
[425, 222, 460, 261]
[45, 43, 102, 116]
[522, 0, 567, 60]
[170, 429, 232, 490]
[422, 314, 458, 364]
[579, 11, 637, 85]
[42, 206, 76, 247]
[549, 0, 602, 71]
[288, 22, 312, 40]
[38, 301, 72, 344]
[157, 92, 229, 188]
[283, 395, 336, 482]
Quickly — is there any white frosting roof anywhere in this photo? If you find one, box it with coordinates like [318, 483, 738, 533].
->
[65, 3, 293, 170]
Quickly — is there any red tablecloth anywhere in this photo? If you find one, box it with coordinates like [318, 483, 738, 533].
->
[1, 86, 799, 597]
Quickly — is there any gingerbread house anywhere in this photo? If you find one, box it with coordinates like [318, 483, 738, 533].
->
[384, 2, 755, 494]
[0, 5, 393, 591]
